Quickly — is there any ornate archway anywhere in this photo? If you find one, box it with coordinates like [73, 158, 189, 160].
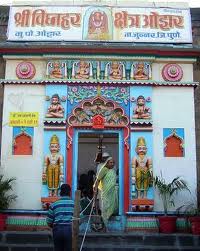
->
[66, 96, 130, 212]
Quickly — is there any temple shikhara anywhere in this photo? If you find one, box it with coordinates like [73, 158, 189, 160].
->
[0, 2, 198, 232]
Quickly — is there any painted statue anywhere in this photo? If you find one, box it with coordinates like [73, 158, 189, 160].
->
[133, 62, 148, 80]
[132, 137, 152, 198]
[75, 61, 90, 79]
[109, 62, 123, 80]
[43, 135, 64, 197]
[50, 61, 63, 78]
[132, 95, 151, 119]
[87, 10, 111, 40]
[46, 94, 64, 118]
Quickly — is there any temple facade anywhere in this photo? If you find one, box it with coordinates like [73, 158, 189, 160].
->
[0, 2, 199, 231]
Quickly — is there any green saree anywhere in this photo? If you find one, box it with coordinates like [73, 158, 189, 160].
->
[97, 164, 118, 226]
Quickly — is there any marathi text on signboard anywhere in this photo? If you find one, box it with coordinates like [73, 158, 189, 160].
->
[9, 112, 39, 127]
[7, 6, 192, 43]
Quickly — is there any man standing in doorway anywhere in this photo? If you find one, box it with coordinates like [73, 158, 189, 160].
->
[46, 184, 74, 251]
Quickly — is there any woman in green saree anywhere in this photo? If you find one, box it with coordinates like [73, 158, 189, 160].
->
[94, 157, 118, 229]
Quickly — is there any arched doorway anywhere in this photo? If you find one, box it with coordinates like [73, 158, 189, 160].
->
[66, 96, 130, 213]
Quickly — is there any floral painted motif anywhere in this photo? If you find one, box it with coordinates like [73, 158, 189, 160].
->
[101, 87, 129, 105]
[68, 86, 96, 104]
[16, 62, 36, 79]
[162, 64, 183, 82]
[68, 86, 129, 105]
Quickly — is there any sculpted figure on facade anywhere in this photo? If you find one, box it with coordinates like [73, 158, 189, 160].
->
[87, 10, 111, 40]
[43, 135, 64, 197]
[133, 62, 148, 80]
[132, 137, 152, 198]
[132, 95, 151, 119]
[46, 94, 64, 118]
[50, 61, 63, 78]
[109, 62, 123, 80]
[75, 61, 90, 79]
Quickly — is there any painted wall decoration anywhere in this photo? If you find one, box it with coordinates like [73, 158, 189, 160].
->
[105, 61, 125, 80]
[42, 134, 64, 197]
[44, 85, 68, 124]
[47, 61, 67, 79]
[45, 94, 65, 118]
[68, 97, 129, 127]
[68, 86, 96, 104]
[130, 86, 152, 125]
[13, 127, 33, 155]
[163, 128, 185, 157]
[132, 95, 151, 120]
[131, 62, 151, 80]
[83, 7, 113, 41]
[130, 131, 153, 211]
[132, 137, 152, 199]
[72, 60, 92, 79]
[46, 60, 152, 81]
[16, 61, 36, 79]
[68, 86, 129, 106]
[162, 64, 183, 82]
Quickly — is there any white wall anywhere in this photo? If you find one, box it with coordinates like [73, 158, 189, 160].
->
[0, 85, 45, 209]
[153, 87, 197, 211]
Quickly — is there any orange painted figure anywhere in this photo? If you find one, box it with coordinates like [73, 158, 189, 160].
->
[132, 137, 152, 199]
[134, 63, 148, 80]
[87, 11, 111, 40]
[50, 61, 63, 78]
[109, 62, 123, 80]
[43, 135, 64, 197]
[46, 94, 64, 118]
[75, 61, 90, 79]
[132, 95, 151, 119]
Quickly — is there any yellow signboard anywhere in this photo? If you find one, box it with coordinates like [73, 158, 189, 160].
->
[9, 112, 39, 127]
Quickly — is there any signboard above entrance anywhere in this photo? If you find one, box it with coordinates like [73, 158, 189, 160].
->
[7, 6, 192, 43]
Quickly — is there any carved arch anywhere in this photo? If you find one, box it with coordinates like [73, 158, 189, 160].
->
[164, 130, 184, 157]
[13, 131, 32, 155]
[67, 96, 129, 148]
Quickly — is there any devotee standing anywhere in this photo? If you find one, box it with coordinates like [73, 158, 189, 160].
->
[46, 184, 74, 251]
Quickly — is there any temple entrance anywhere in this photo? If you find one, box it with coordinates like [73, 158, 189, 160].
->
[78, 132, 119, 197]
[72, 129, 124, 215]
[67, 95, 130, 213]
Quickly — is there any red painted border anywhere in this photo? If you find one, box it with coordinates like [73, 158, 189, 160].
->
[66, 127, 73, 188]
[0, 47, 199, 57]
[124, 127, 130, 212]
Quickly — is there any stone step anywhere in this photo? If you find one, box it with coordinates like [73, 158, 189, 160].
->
[81, 248, 200, 251]
[79, 232, 200, 247]
[0, 244, 54, 251]
[0, 231, 200, 251]
[3, 231, 53, 244]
